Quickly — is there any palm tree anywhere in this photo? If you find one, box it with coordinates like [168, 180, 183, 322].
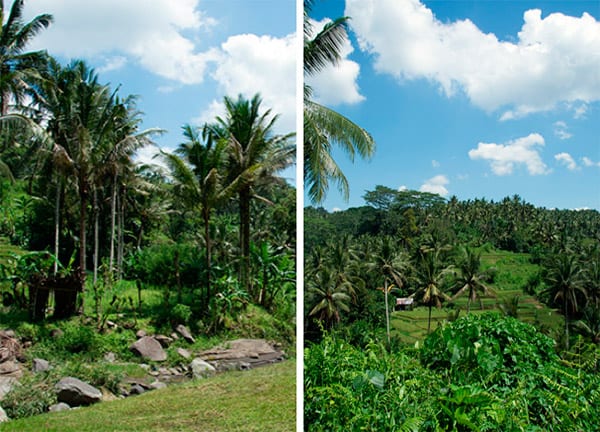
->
[543, 253, 587, 350]
[304, 0, 375, 204]
[451, 247, 494, 314]
[307, 266, 352, 329]
[368, 236, 411, 345]
[413, 250, 453, 333]
[0, 0, 52, 115]
[162, 124, 238, 310]
[210, 93, 294, 295]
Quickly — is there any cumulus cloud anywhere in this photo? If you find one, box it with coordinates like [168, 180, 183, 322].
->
[554, 152, 578, 170]
[346, 0, 600, 118]
[193, 33, 296, 133]
[22, 0, 219, 84]
[553, 121, 573, 140]
[420, 175, 449, 196]
[305, 18, 365, 106]
[582, 156, 600, 167]
[468, 133, 549, 175]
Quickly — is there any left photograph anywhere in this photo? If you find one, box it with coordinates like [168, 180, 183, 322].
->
[0, 1, 296, 431]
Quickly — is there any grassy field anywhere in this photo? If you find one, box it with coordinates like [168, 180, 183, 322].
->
[391, 250, 563, 344]
[0, 360, 295, 432]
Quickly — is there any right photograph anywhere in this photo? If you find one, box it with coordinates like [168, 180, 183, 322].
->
[303, 0, 600, 430]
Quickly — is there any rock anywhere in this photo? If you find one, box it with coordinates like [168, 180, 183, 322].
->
[0, 331, 22, 362]
[48, 402, 71, 412]
[170, 332, 179, 340]
[130, 336, 167, 362]
[138, 363, 151, 371]
[153, 335, 173, 347]
[135, 330, 146, 338]
[190, 358, 216, 379]
[199, 339, 285, 371]
[0, 405, 8, 422]
[175, 325, 195, 343]
[2, 330, 15, 338]
[150, 381, 167, 390]
[33, 358, 50, 373]
[105, 320, 117, 329]
[0, 360, 21, 377]
[55, 377, 102, 406]
[104, 352, 116, 363]
[50, 328, 64, 339]
[177, 348, 191, 359]
[129, 384, 145, 395]
[0, 377, 17, 400]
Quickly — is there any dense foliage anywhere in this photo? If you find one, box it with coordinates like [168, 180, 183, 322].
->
[305, 314, 600, 431]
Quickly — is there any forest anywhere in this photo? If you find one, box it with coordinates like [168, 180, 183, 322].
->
[305, 186, 600, 430]
[0, 1, 295, 427]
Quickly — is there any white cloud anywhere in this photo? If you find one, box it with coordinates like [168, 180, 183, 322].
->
[554, 152, 578, 170]
[582, 156, 600, 167]
[97, 56, 127, 74]
[431, 159, 440, 168]
[398, 185, 408, 191]
[207, 33, 297, 133]
[420, 174, 449, 196]
[21, 0, 219, 84]
[346, 0, 600, 118]
[468, 133, 549, 175]
[305, 18, 365, 106]
[553, 121, 573, 140]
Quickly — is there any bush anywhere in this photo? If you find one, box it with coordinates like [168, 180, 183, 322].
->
[2, 375, 56, 419]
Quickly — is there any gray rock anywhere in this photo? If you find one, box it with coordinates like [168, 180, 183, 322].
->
[130, 336, 167, 362]
[190, 358, 216, 379]
[32, 358, 50, 373]
[48, 402, 71, 412]
[104, 352, 116, 363]
[153, 335, 173, 347]
[0, 376, 17, 400]
[149, 381, 167, 390]
[135, 329, 146, 338]
[175, 325, 195, 343]
[55, 377, 102, 406]
[129, 384, 145, 395]
[170, 332, 179, 340]
[0, 405, 8, 422]
[177, 348, 191, 359]
[0, 360, 21, 377]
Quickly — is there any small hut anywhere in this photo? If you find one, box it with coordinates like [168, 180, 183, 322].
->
[395, 297, 414, 311]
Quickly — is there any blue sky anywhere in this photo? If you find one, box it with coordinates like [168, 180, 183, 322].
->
[306, 0, 600, 211]
[18, 0, 297, 181]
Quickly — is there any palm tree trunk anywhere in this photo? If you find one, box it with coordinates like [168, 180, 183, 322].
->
[79, 178, 88, 294]
[384, 280, 390, 346]
[53, 178, 61, 275]
[239, 187, 251, 295]
[564, 295, 570, 350]
[109, 173, 117, 273]
[93, 187, 99, 285]
[428, 304, 432, 334]
[117, 190, 124, 279]
[204, 210, 212, 311]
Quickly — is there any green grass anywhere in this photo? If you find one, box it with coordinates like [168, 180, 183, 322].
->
[0, 360, 295, 432]
[391, 250, 563, 344]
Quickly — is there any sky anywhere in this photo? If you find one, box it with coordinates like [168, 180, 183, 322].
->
[17, 0, 297, 181]
[306, 0, 600, 211]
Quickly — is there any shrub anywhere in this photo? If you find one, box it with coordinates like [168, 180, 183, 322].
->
[2, 375, 56, 419]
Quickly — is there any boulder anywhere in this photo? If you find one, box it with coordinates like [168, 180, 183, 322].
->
[48, 402, 71, 412]
[55, 377, 102, 406]
[175, 325, 195, 343]
[0, 376, 17, 400]
[129, 384, 146, 396]
[153, 335, 173, 347]
[190, 358, 216, 379]
[104, 352, 116, 363]
[0, 360, 21, 378]
[0, 405, 8, 422]
[177, 348, 191, 359]
[32, 358, 50, 373]
[130, 336, 167, 362]
[150, 381, 167, 390]
[135, 330, 146, 338]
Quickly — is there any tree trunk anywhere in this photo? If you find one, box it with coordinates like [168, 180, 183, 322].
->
[78, 176, 88, 296]
[564, 294, 570, 350]
[117, 187, 125, 279]
[53, 178, 61, 275]
[239, 187, 251, 294]
[109, 173, 117, 274]
[93, 187, 99, 285]
[204, 210, 212, 311]
[428, 304, 432, 334]
[384, 280, 390, 346]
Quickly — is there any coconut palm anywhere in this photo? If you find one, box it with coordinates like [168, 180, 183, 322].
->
[162, 124, 238, 310]
[0, 0, 52, 115]
[368, 236, 411, 345]
[543, 253, 587, 350]
[307, 266, 352, 329]
[209, 93, 294, 295]
[304, 0, 375, 204]
[451, 247, 495, 314]
[413, 250, 453, 334]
